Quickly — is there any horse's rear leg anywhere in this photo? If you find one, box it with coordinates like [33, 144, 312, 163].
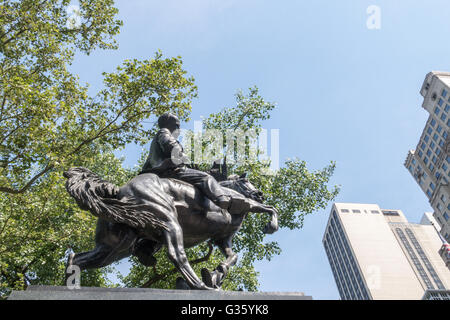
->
[69, 244, 123, 270]
[163, 223, 211, 290]
[65, 220, 137, 284]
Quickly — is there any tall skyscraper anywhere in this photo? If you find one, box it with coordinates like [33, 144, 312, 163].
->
[404, 71, 450, 242]
[323, 203, 450, 300]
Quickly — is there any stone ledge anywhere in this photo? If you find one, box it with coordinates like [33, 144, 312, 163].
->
[8, 285, 312, 300]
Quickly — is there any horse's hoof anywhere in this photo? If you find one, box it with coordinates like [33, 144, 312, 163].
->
[199, 283, 216, 290]
[175, 277, 190, 290]
[201, 268, 214, 288]
[263, 222, 278, 234]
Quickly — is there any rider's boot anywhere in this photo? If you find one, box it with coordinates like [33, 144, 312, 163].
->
[213, 195, 231, 210]
[212, 195, 233, 221]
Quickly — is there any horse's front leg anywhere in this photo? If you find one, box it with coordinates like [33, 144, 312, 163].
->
[163, 222, 213, 290]
[247, 199, 279, 234]
[201, 236, 237, 288]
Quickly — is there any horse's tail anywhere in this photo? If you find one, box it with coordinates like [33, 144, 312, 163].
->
[63, 167, 170, 231]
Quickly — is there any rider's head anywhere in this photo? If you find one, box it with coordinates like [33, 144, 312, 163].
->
[158, 113, 180, 134]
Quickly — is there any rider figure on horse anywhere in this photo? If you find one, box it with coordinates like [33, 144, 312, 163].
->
[140, 112, 232, 211]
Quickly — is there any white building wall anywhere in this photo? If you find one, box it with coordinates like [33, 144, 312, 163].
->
[324, 203, 450, 300]
[332, 203, 423, 300]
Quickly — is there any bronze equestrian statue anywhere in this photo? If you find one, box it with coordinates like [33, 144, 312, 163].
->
[64, 113, 279, 290]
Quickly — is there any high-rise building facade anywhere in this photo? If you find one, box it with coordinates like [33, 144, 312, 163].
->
[323, 203, 450, 300]
[404, 71, 450, 242]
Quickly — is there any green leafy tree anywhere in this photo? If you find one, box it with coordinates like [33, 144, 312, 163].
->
[0, 0, 197, 195]
[0, 1, 197, 298]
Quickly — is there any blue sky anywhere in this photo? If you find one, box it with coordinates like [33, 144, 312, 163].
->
[69, 0, 450, 299]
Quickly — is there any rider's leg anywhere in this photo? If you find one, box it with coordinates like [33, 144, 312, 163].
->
[169, 167, 232, 210]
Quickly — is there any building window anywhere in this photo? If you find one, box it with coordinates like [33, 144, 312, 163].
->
[427, 127, 433, 135]
[424, 135, 430, 142]
[443, 131, 448, 139]
[424, 157, 428, 165]
[371, 210, 380, 214]
[430, 141, 436, 149]
[421, 143, 426, 150]
[426, 189, 432, 198]
[382, 210, 399, 216]
[433, 133, 439, 141]
[435, 107, 440, 115]
[432, 156, 437, 164]
[446, 104, 450, 113]
[431, 119, 437, 127]
[352, 209, 361, 213]
[436, 148, 441, 156]
[437, 125, 443, 133]
[444, 212, 449, 221]
[430, 182, 436, 191]
[438, 99, 444, 106]
[341, 209, 349, 213]
[437, 203, 443, 212]
[418, 150, 423, 157]
[441, 113, 447, 121]
[442, 89, 448, 98]
[427, 149, 432, 157]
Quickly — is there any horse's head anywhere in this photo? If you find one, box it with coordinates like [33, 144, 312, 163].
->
[222, 172, 265, 203]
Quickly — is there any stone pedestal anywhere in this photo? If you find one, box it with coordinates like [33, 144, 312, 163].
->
[8, 285, 312, 300]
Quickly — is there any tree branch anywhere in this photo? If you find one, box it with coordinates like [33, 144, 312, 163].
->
[0, 163, 53, 194]
[67, 97, 151, 157]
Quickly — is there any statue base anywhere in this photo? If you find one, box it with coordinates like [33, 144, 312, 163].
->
[8, 285, 312, 300]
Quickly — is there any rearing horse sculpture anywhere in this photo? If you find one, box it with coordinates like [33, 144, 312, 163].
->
[64, 167, 278, 290]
